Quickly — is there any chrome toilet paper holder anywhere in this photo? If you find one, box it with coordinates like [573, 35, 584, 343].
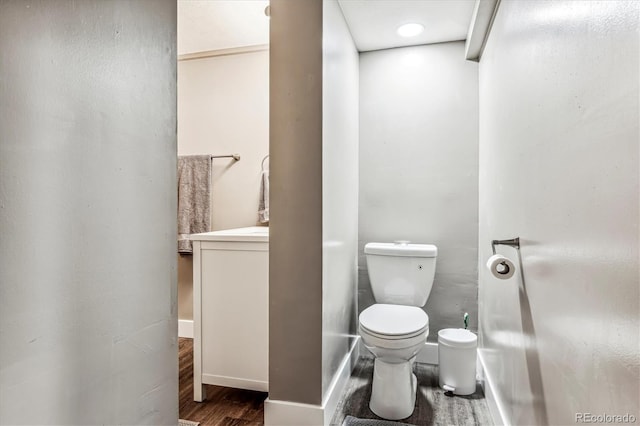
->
[491, 237, 520, 255]
[490, 238, 520, 276]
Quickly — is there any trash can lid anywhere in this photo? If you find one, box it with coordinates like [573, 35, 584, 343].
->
[438, 328, 477, 348]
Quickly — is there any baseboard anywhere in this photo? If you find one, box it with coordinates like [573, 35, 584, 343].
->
[359, 340, 439, 365]
[203, 373, 268, 392]
[478, 349, 508, 426]
[416, 342, 439, 364]
[264, 399, 324, 426]
[178, 319, 194, 338]
[265, 336, 360, 426]
[322, 336, 360, 425]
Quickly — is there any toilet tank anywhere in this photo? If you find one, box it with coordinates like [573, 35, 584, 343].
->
[365, 242, 437, 307]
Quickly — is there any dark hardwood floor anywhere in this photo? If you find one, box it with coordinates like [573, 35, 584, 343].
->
[179, 337, 267, 426]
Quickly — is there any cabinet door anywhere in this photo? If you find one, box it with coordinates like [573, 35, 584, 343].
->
[200, 245, 268, 390]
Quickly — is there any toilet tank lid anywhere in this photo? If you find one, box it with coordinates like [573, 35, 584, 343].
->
[365, 242, 437, 257]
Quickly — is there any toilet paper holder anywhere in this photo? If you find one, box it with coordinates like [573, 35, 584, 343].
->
[491, 237, 520, 255]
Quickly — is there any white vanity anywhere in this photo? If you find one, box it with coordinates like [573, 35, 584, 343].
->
[190, 226, 269, 402]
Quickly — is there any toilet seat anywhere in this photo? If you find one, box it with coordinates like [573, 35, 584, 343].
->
[360, 325, 428, 350]
[359, 304, 429, 340]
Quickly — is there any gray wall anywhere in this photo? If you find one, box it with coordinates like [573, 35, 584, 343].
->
[322, 0, 359, 397]
[359, 42, 479, 342]
[478, 1, 639, 424]
[269, 0, 324, 405]
[0, 1, 178, 424]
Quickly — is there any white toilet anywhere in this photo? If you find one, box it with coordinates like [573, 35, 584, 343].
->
[359, 241, 437, 420]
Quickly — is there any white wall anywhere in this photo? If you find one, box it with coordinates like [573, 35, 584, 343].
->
[177, 50, 269, 321]
[359, 42, 479, 341]
[0, 1, 178, 424]
[479, 1, 639, 424]
[322, 0, 359, 397]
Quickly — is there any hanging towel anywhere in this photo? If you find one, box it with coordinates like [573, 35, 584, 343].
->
[258, 169, 269, 224]
[177, 155, 211, 254]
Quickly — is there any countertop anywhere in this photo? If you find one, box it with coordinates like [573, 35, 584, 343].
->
[190, 226, 269, 242]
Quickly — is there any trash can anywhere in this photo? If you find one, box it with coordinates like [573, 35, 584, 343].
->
[438, 328, 478, 395]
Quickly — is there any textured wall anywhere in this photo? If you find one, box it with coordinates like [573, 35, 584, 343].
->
[269, 0, 324, 405]
[177, 51, 269, 321]
[322, 0, 359, 398]
[359, 42, 479, 342]
[479, 1, 639, 424]
[0, 1, 177, 424]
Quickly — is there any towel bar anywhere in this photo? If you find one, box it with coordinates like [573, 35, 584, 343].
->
[211, 154, 240, 161]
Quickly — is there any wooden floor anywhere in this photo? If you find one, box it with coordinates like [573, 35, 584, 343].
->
[179, 338, 267, 426]
[179, 338, 491, 426]
[331, 357, 493, 426]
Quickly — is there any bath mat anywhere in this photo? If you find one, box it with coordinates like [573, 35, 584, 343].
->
[342, 415, 415, 426]
[178, 419, 200, 426]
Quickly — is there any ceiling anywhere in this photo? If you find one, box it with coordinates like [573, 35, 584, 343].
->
[177, 0, 476, 55]
[337, 0, 477, 52]
[178, 0, 269, 55]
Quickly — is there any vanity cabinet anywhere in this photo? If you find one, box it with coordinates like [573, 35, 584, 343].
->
[190, 226, 269, 402]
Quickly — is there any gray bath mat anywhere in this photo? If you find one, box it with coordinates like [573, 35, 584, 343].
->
[178, 420, 200, 426]
[342, 415, 415, 426]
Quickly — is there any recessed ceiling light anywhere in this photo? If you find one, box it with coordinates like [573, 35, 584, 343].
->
[397, 23, 424, 38]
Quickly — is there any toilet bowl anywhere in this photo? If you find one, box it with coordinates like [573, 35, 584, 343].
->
[359, 303, 429, 420]
[360, 241, 437, 420]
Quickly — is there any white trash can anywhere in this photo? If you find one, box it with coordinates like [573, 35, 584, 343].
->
[438, 328, 478, 395]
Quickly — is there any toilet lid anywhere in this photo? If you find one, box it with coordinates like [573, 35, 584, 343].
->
[359, 304, 429, 338]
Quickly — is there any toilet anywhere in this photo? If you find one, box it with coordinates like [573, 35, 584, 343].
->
[359, 241, 437, 420]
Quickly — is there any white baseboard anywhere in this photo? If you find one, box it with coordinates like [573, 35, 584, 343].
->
[264, 399, 324, 426]
[265, 336, 360, 426]
[322, 336, 360, 425]
[178, 319, 194, 338]
[416, 342, 439, 364]
[203, 373, 268, 392]
[478, 349, 508, 426]
[359, 340, 439, 365]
